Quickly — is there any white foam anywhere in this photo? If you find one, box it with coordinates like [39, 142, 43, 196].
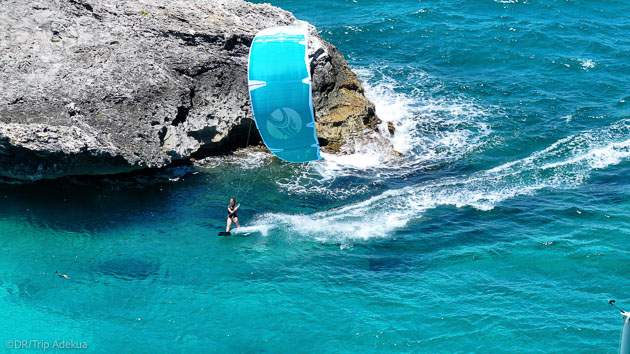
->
[196, 149, 272, 170]
[275, 161, 371, 199]
[276, 67, 494, 198]
[231, 224, 271, 237]
[353, 67, 492, 166]
[254, 119, 630, 245]
[577, 58, 596, 70]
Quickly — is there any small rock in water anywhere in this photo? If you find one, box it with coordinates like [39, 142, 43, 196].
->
[387, 122, 396, 136]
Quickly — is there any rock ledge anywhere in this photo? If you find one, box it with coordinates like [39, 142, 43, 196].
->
[0, 0, 391, 180]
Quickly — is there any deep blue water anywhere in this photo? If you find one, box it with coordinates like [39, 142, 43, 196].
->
[2, 0, 630, 352]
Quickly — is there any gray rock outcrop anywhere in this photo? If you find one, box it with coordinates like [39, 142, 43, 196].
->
[0, 0, 391, 180]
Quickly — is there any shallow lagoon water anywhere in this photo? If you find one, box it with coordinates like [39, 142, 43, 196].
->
[2, 0, 630, 352]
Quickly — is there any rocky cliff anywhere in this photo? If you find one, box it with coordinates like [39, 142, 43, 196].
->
[0, 0, 391, 181]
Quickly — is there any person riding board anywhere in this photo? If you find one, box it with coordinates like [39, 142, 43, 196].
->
[226, 198, 240, 232]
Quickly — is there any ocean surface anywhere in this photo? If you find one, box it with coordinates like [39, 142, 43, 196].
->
[2, 0, 630, 352]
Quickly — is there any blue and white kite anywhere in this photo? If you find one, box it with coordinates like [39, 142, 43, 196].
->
[248, 26, 322, 163]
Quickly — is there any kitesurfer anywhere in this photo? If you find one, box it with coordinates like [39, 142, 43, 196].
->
[226, 198, 240, 232]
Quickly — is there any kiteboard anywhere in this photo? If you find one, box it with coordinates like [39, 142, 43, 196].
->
[218, 231, 252, 237]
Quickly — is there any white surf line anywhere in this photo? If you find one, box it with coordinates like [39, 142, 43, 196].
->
[258, 119, 630, 242]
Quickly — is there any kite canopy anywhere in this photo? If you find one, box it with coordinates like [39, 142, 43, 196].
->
[247, 26, 321, 163]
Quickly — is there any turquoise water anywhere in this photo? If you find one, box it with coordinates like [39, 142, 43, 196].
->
[2, 0, 630, 352]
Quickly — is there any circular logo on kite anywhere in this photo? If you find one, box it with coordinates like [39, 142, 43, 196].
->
[267, 107, 303, 140]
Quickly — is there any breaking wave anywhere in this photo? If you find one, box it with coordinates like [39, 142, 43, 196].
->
[276, 66, 494, 198]
[258, 87, 630, 244]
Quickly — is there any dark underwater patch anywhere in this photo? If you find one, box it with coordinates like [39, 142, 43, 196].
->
[96, 257, 161, 281]
[367, 256, 405, 272]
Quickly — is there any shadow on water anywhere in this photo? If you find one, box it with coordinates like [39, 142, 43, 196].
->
[0, 166, 216, 235]
[94, 257, 162, 281]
